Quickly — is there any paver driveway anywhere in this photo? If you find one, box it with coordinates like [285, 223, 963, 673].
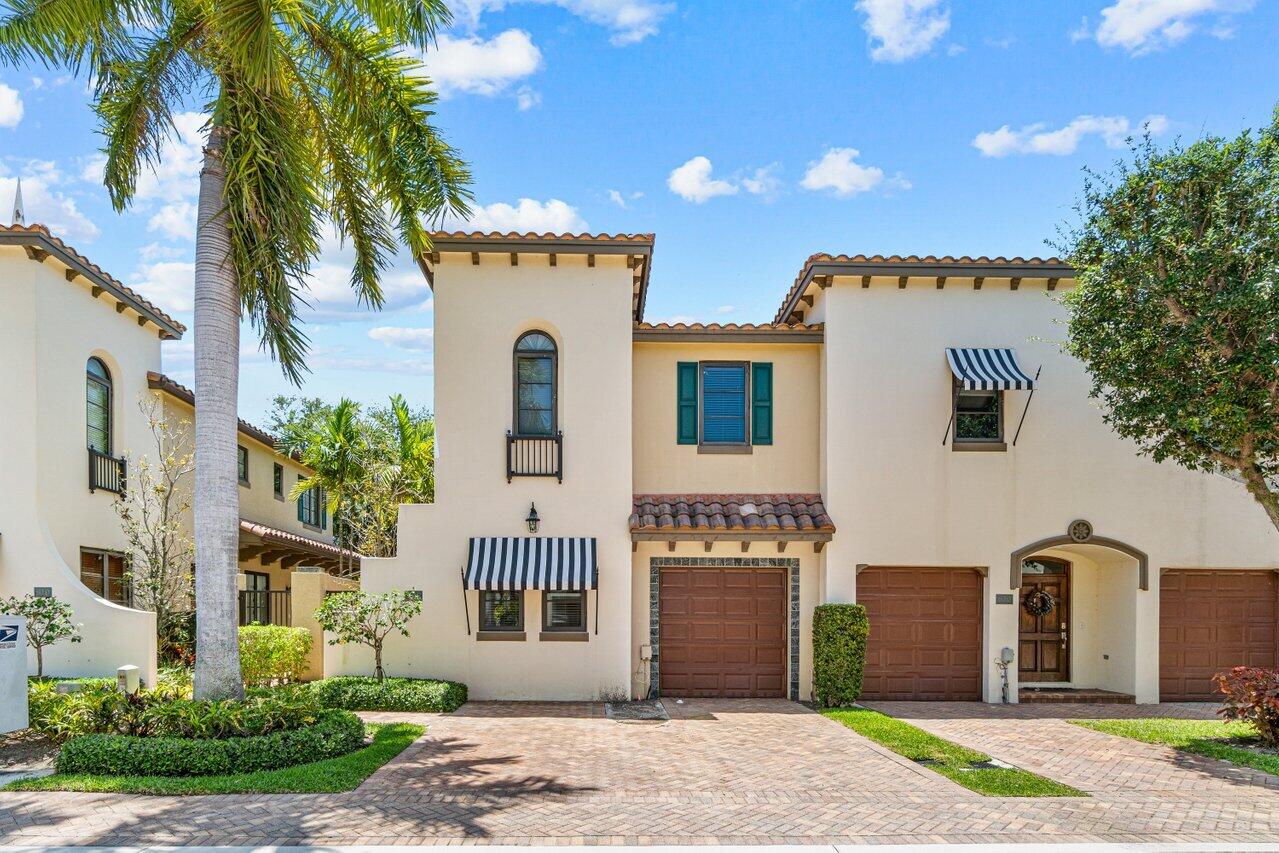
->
[2, 698, 1279, 845]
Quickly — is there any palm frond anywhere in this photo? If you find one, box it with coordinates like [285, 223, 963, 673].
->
[327, 0, 451, 50]
[0, 0, 153, 73]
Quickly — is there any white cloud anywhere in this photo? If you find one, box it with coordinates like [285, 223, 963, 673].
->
[139, 242, 188, 261]
[972, 114, 1169, 157]
[742, 164, 782, 199]
[515, 86, 542, 110]
[1093, 0, 1253, 53]
[147, 201, 197, 241]
[856, 0, 950, 62]
[654, 314, 697, 325]
[420, 29, 542, 97]
[454, 197, 590, 233]
[607, 189, 643, 209]
[667, 156, 738, 203]
[454, 0, 673, 45]
[800, 148, 897, 197]
[368, 326, 434, 351]
[0, 174, 98, 241]
[0, 83, 23, 128]
[714, 305, 735, 314]
[131, 261, 195, 313]
[311, 354, 433, 375]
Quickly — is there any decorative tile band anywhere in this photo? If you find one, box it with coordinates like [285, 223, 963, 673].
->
[648, 556, 802, 701]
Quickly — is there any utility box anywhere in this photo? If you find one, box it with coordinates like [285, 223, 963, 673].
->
[0, 615, 28, 734]
[117, 664, 141, 695]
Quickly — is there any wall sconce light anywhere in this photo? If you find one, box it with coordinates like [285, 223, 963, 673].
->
[526, 502, 540, 534]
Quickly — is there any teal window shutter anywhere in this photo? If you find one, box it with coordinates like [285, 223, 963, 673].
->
[751, 362, 773, 445]
[677, 362, 698, 444]
[297, 494, 304, 522]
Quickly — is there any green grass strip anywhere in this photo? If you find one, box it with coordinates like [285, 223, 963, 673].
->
[1072, 718, 1279, 777]
[3, 722, 424, 795]
[822, 707, 1085, 798]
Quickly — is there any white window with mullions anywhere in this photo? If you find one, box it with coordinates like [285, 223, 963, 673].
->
[513, 331, 557, 436]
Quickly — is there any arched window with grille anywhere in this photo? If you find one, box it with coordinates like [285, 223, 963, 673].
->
[513, 331, 557, 436]
[86, 357, 112, 453]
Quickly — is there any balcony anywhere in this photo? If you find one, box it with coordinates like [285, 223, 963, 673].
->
[239, 589, 292, 626]
[88, 447, 127, 495]
[507, 431, 563, 483]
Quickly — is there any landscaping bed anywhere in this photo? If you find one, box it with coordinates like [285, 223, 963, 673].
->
[823, 707, 1086, 797]
[5, 722, 424, 794]
[1071, 718, 1279, 777]
[310, 675, 467, 712]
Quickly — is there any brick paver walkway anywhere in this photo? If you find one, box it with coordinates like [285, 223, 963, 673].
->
[2, 699, 1278, 845]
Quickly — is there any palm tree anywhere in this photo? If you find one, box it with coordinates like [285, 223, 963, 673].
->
[294, 398, 366, 577]
[1, 0, 471, 699]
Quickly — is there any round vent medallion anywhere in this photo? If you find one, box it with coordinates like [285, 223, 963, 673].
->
[1068, 519, 1093, 543]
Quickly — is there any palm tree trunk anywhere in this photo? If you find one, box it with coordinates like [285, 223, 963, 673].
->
[192, 125, 244, 700]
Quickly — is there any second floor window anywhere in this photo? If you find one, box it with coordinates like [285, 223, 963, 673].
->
[701, 362, 748, 444]
[237, 446, 250, 485]
[273, 463, 284, 499]
[676, 361, 773, 448]
[514, 331, 557, 436]
[86, 357, 112, 454]
[297, 478, 325, 528]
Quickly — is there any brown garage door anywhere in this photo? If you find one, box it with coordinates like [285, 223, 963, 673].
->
[659, 566, 787, 698]
[1160, 569, 1277, 701]
[858, 566, 983, 700]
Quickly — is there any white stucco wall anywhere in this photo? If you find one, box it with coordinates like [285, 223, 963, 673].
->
[334, 251, 635, 699]
[0, 246, 158, 682]
[819, 275, 1279, 702]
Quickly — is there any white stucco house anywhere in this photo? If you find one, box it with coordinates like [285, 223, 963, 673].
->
[0, 220, 355, 685]
[329, 231, 1279, 705]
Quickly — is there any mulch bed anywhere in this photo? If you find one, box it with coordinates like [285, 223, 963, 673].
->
[0, 729, 58, 771]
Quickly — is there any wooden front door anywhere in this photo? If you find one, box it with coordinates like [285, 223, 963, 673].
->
[1019, 557, 1070, 682]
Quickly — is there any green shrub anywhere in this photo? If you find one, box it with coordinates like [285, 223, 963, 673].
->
[27, 680, 321, 743]
[57, 709, 364, 776]
[239, 624, 312, 688]
[311, 676, 467, 712]
[812, 603, 869, 707]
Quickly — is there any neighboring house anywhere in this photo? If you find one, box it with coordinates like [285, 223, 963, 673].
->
[330, 232, 1279, 704]
[0, 219, 356, 685]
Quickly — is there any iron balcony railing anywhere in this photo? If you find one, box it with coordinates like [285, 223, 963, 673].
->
[88, 447, 127, 495]
[506, 430, 563, 483]
[239, 589, 292, 626]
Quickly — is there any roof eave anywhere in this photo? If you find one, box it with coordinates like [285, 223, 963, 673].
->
[0, 231, 186, 339]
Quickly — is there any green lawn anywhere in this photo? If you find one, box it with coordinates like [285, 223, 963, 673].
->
[2, 722, 424, 795]
[822, 707, 1086, 798]
[1072, 718, 1278, 777]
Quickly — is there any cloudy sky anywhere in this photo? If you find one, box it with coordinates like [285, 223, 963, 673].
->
[1, 0, 1274, 421]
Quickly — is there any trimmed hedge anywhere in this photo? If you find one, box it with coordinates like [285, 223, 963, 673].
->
[240, 624, 312, 687]
[812, 603, 869, 707]
[57, 709, 364, 777]
[311, 676, 468, 713]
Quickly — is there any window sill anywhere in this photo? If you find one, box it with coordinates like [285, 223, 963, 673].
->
[301, 522, 324, 533]
[539, 631, 589, 642]
[238, 479, 251, 488]
[274, 494, 285, 502]
[953, 441, 1007, 453]
[698, 444, 753, 455]
[477, 631, 526, 641]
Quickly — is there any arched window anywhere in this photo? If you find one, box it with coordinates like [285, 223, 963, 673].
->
[86, 357, 112, 453]
[513, 331, 557, 436]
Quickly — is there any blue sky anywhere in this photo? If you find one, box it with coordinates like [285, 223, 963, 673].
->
[1, 0, 1276, 422]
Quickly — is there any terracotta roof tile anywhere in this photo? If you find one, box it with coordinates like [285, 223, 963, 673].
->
[630, 494, 835, 534]
[634, 321, 822, 333]
[773, 252, 1073, 324]
[240, 519, 360, 562]
[0, 223, 186, 334]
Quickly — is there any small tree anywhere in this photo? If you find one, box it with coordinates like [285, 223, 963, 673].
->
[116, 397, 196, 661]
[1059, 114, 1279, 534]
[1, 595, 82, 677]
[315, 590, 422, 682]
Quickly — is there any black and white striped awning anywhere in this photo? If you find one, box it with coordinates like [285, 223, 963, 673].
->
[464, 537, 598, 590]
[946, 348, 1036, 391]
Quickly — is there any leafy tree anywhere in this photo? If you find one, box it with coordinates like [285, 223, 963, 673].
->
[1059, 117, 1279, 534]
[271, 394, 434, 557]
[1, 595, 82, 677]
[115, 396, 195, 660]
[315, 590, 422, 682]
[292, 399, 366, 576]
[0, 0, 471, 700]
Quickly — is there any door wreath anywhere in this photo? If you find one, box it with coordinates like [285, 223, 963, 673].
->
[1022, 588, 1055, 616]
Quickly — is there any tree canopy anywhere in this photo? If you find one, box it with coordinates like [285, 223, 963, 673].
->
[1059, 113, 1279, 533]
